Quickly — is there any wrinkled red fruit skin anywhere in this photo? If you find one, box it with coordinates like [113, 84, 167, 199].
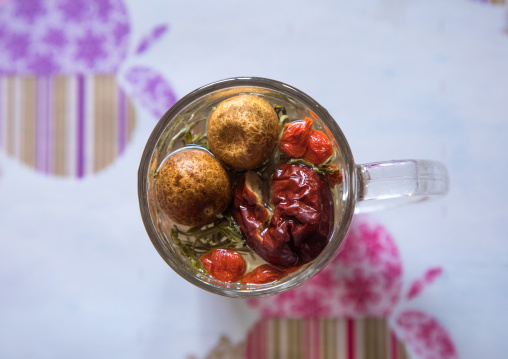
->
[232, 164, 334, 268]
[200, 249, 247, 282]
[241, 264, 287, 285]
[279, 117, 313, 158]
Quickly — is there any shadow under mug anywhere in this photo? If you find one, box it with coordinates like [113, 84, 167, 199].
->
[138, 77, 449, 298]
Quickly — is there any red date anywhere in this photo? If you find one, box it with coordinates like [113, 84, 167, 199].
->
[232, 164, 333, 268]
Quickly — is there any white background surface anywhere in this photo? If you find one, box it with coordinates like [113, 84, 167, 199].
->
[1, 0, 507, 358]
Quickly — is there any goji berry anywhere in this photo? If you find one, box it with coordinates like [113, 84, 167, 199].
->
[279, 117, 313, 158]
[200, 249, 246, 282]
[241, 264, 287, 285]
[302, 130, 334, 165]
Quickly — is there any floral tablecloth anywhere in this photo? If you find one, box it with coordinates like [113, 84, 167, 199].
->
[1, 0, 507, 358]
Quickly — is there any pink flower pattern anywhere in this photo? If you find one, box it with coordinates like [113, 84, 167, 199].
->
[305, 267, 337, 295]
[274, 289, 297, 305]
[361, 224, 385, 265]
[248, 216, 403, 318]
[407, 267, 443, 300]
[290, 291, 332, 318]
[340, 269, 381, 313]
[396, 311, 458, 359]
[382, 261, 403, 290]
[247, 216, 458, 358]
[331, 226, 362, 266]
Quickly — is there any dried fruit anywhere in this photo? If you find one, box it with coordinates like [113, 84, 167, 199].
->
[279, 116, 334, 165]
[232, 164, 334, 268]
[241, 264, 287, 285]
[279, 116, 313, 158]
[302, 130, 334, 165]
[325, 164, 343, 188]
[155, 148, 231, 226]
[207, 95, 279, 169]
[200, 249, 247, 282]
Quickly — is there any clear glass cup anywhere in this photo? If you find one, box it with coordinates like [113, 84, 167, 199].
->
[138, 77, 449, 298]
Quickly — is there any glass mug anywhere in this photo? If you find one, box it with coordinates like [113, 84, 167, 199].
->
[138, 77, 449, 298]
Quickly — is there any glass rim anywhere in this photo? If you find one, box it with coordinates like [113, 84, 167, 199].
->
[138, 76, 357, 298]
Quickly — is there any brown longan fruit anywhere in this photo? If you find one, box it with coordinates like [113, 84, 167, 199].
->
[155, 148, 231, 226]
[207, 94, 279, 169]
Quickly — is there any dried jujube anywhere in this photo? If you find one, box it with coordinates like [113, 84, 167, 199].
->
[232, 164, 334, 268]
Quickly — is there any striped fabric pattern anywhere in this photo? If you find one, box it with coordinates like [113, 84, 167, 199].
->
[0, 75, 135, 177]
[246, 318, 410, 359]
[477, 0, 506, 4]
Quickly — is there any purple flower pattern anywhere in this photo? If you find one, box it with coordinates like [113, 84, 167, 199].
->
[59, 0, 87, 23]
[0, 1, 176, 180]
[75, 30, 107, 68]
[14, 0, 46, 23]
[93, 0, 114, 21]
[42, 28, 67, 48]
[0, 0, 130, 74]
[5, 32, 30, 60]
[113, 22, 129, 46]
[135, 24, 168, 54]
[125, 67, 178, 118]
[27, 52, 60, 74]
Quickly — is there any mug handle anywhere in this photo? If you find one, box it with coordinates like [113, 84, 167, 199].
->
[355, 160, 449, 213]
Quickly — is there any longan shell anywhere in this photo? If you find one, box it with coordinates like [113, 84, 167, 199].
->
[207, 94, 279, 169]
[155, 148, 232, 226]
